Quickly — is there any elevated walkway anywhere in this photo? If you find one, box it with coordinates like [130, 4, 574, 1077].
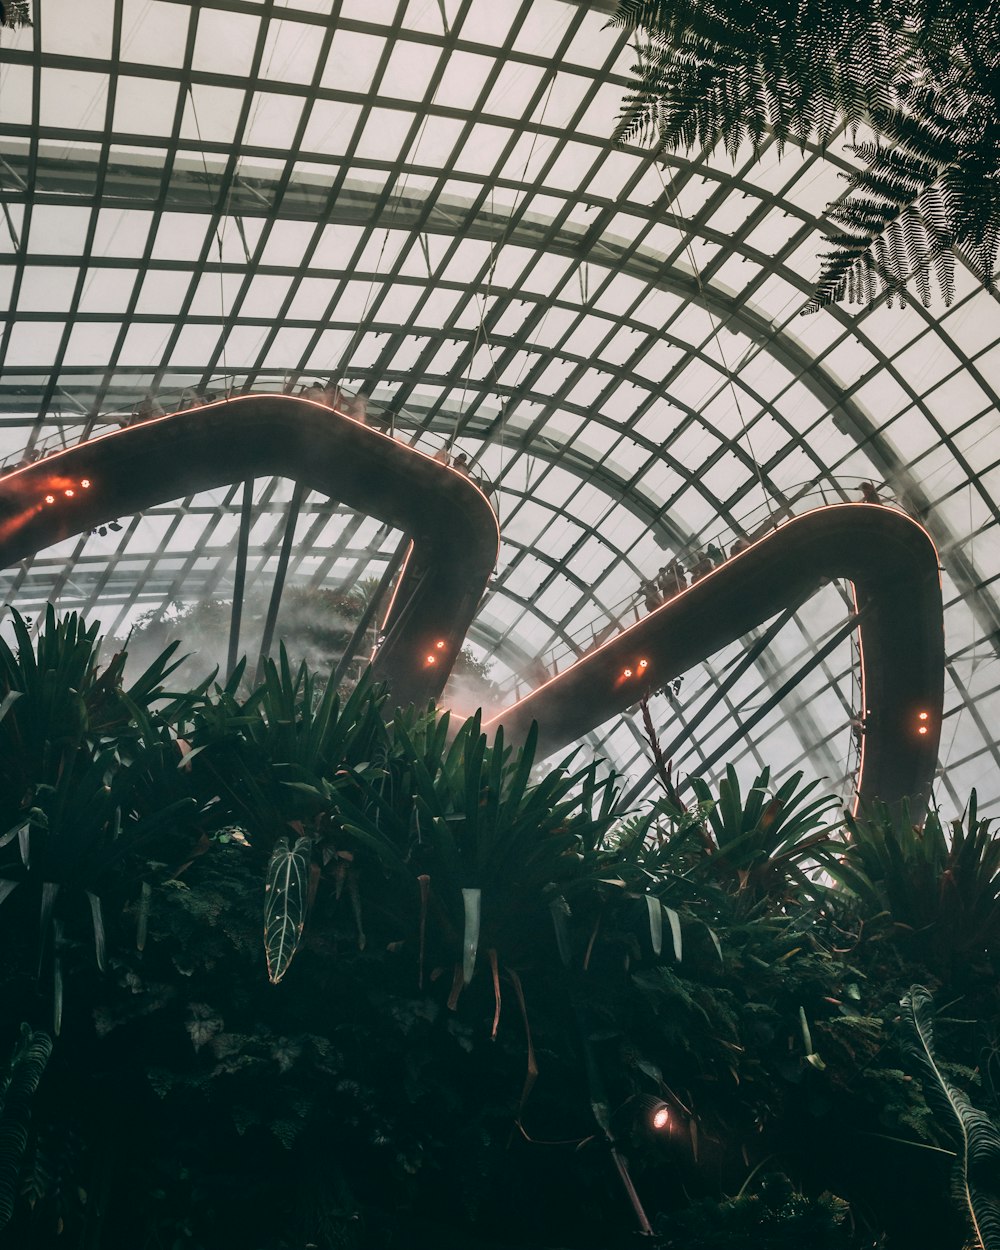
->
[0, 395, 499, 710]
[490, 504, 944, 814]
[0, 398, 944, 813]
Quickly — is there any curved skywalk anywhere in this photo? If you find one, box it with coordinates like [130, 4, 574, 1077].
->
[0, 0, 997, 808]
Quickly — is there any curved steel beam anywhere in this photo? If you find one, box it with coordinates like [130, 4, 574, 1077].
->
[0, 403, 944, 814]
[0, 395, 499, 710]
[484, 504, 945, 815]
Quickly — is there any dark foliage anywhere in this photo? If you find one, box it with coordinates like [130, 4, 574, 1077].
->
[0, 612, 998, 1248]
[613, 0, 1000, 309]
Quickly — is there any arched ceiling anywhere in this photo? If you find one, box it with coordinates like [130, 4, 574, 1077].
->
[1, 0, 998, 809]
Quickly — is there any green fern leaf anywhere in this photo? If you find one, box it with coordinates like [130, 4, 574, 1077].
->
[901, 987, 1000, 1250]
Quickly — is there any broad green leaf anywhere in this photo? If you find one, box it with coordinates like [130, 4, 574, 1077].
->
[705, 924, 724, 966]
[0, 821, 26, 850]
[0, 689, 22, 724]
[264, 835, 311, 985]
[37, 883, 59, 977]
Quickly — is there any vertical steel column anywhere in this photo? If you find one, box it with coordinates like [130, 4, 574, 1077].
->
[331, 532, 411, 689]
[256, 482, 305, 679]
[226, 477, 254, 682]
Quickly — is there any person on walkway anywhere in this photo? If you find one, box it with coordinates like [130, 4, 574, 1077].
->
[859, 481, 883, 504]
[689, 551, 714, 582]
[344, 381, 372, 424]
[640, 578, 663, 613]
[322, 380, 346, 410]
[135, 393, 163, 422]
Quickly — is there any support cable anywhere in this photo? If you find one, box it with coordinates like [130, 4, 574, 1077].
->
[330, 532, 411, 690]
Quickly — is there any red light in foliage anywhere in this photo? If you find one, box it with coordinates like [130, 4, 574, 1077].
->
[44, 494, 55, 504]
[64, 489, 74, 497]
[638, 659, 648, 670]
[918, 711, 928, 720]
[436, 640, 445, 650]
[623, 668, 632, 679]
[426, 654, 437, 665]
[80, 479, 91, 488]
[650, 1104, 670, 1131]
[918, 726, 928, 735]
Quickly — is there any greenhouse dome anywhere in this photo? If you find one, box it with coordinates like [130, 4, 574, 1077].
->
[1, 0, 998, 809]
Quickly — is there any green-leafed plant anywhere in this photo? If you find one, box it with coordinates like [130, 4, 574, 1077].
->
[185, 647, 389, 982]
[653, 764, 843, 911]
[330, 712, 624, 998]
[835, 792, 1000, 971]
[0, 1025, 51, 1232]
[1, 609, 997, 1250]
[902, 986, 1000, 1250]
[0, 608, 201, 1022]
[613, 0, 1000, 308]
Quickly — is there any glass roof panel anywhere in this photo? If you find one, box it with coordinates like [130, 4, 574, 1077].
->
[2, 0, 999, 812]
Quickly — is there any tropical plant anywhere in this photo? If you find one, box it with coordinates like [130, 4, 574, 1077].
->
[330, 712, 624, 1001]
[0, 1025, 51, 1232]
[184, 648, 389, 983]
[1, 609, 996, 1250]
[834, 792, 1000, 972]
[651, 763, 843, 910]
[612, 0, 1000, 308]
[901, 986, 1000, 1250]
[0, 608, 202, 1025]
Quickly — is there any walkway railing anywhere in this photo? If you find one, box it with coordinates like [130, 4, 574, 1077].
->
[0, 377, 500, 511]
[502, 483, 910, 691]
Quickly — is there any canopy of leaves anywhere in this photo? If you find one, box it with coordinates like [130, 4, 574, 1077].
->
[0, 611, 999, 1249]
[613, 0, 1000, 308]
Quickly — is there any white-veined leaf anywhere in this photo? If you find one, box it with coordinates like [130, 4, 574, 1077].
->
[264, 835, 311, 985]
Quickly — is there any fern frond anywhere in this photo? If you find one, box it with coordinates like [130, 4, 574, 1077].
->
[0, 1026, 52, 1231]
[901, 987, 1000, 1250]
